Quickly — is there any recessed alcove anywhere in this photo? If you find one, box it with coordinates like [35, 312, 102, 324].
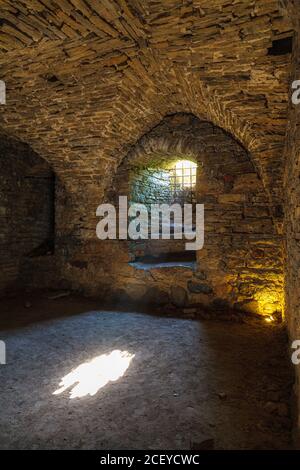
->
[108, 113, 283, 316]
[127, 158, 198, 265]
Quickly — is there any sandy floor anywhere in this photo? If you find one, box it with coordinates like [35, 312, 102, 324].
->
[0, 294, 293, 449]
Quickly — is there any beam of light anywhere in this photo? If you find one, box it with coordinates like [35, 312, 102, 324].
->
[53, 350, 135, 399]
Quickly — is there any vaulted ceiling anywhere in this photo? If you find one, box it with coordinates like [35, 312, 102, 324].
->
[0, 0, 295, 220]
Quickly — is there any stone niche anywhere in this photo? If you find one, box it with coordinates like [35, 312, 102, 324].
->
[0, 135, 56, 294]
[102, 113, 283, 316]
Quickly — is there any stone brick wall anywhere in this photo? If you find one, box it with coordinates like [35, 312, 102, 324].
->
[0, 1, 293, 225]
[284, 1, 300, 444]
[0, 135, 55, 294]
[131, 168, 175, 206]
[4, 114, 282, 318]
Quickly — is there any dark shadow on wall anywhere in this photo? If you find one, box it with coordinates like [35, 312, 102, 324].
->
[0, 133, 56, 296]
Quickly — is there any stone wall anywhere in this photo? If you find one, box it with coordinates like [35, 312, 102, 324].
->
[2, 114, 283, 318]
[0, 1, 294, 312]
[284, 2, 300, 444]
[0, 1, 293, 224]
[131, 168, 174, 207]
[0, 135, 55, 294]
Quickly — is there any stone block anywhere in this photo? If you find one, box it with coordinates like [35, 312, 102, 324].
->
[170, 285, 188, 307]
[187, 281, 212, 295]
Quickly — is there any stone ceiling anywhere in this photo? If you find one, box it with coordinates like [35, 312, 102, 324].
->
[0, 0, 295, 221]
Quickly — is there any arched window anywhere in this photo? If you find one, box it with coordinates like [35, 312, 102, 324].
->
[171, 160, 197, 189]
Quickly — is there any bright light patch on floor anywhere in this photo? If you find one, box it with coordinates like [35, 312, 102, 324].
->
[53, 350, 134, 399]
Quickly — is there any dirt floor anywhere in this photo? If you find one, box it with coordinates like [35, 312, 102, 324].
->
[0, 293, 294, 450]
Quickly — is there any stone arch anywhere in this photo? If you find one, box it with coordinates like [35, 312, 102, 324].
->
[0, 59, 282, 221]
[100, 63, 281, 222]
[104, 113, 284, 316]
[111, 112, 267, 199]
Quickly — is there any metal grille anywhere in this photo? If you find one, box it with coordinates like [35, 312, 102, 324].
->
[169, 161, 197, 204]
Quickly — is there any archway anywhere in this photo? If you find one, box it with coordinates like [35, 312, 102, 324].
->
[107, 113, 283, 316]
